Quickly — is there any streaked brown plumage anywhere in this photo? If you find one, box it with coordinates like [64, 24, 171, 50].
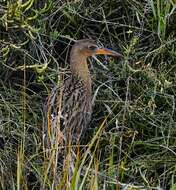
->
[45, 39, 122, 144]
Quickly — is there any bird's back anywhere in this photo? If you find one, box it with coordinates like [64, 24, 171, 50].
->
[45, 75, 92, 144]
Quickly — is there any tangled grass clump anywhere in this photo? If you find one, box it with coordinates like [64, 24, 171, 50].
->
[0, 0, 176, 189]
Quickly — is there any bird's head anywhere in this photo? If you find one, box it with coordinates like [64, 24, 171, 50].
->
[71, 39, 122, 58]
[70, 39, 122, 93]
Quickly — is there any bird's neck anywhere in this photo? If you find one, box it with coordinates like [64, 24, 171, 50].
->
[70, 54, 92, 95]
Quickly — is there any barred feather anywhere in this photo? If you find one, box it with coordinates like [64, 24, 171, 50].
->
[44, 74, 92, 146]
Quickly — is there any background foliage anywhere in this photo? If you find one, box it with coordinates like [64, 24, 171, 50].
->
[0, 0, 176, 189]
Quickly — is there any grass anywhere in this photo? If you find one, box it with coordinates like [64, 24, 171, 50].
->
[0, 0, 176, 189]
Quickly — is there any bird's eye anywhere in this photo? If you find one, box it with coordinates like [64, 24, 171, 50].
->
[88, 45, 97, 51]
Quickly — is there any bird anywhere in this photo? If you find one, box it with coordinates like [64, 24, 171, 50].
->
[44, 39, 122, 146]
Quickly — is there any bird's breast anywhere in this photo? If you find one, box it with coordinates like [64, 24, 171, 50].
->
[62, 77, 92, 125]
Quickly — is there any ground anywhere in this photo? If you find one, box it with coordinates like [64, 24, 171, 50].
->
[0, 0, 176, 189]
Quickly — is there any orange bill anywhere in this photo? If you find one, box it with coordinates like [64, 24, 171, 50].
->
[95, 48, 123, 57]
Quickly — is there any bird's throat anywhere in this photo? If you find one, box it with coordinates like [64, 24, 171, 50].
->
[70, 57, 92, 95]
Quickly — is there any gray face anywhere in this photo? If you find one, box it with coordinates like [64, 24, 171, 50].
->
[80, 43, 98, 55]
[73, 39, 98, 57]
